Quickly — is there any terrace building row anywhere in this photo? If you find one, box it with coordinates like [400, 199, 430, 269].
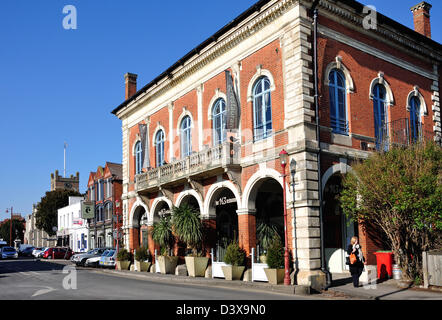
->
[111, 0, 441, 288]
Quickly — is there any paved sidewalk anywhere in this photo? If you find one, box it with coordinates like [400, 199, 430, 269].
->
[327, 275, 442, 300]
[40, 259, 442, 300]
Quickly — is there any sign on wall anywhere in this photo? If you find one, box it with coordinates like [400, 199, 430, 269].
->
[225, 70, 240, 130]
[215, 197, 236, 206]
[81, 202, 95, 219]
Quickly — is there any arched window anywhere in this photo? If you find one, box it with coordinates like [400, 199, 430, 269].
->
[135, 141, 142, 174]
[409, 96, 422, 142]
[372, 84, 388, 149]
[180, 116, 192, 158]
[328, 69, 348, 134]
[105, 202, 113, 221]
[155, 130, 165, 167]
[212, 98, 227, 145]
[253, 76, 272, 141]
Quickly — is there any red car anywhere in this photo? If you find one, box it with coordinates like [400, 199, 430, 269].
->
[43, 247, 73, 260]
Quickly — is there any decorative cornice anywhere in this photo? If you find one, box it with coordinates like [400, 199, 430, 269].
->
[116, 0, 297, 118]
[316, 0, 441, 63]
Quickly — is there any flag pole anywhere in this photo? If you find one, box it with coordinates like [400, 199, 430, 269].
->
[64, 142, 67, 178]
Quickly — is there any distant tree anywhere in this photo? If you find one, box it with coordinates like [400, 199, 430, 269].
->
[340, 142, 442, 281]
[0, 218, 25, 245]
[35, 189, 82, 236]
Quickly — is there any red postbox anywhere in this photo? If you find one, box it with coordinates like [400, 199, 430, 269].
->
[374, 251, 394, 280]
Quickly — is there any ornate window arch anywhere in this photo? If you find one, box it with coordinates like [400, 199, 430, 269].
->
[371, 82, 389, 149]
[328, 69, 348, 134]
[369, 72, 394, 106]
[134, 140, 142, 175]
[324, 56, 355, 93]
[176, 107, 194, 136]
[180, 115, 192, 158]
[252, 76, 272, 141]
[407, 86, 427, 142]
[207, 90, 227, 120]
[154, 129, 166, 167]
[247, 66, 276, 102]
[212, 98, 227, 145]
[406, 86, 427, 116]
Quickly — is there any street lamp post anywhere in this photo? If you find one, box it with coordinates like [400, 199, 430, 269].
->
[115, 199, 121, 271]
[6, 207, 13, 247]
[289, 159, 299, 282]
[279, 149, 291, 286]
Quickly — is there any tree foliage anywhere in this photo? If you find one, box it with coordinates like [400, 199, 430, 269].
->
[340, 142, 442, 280]
[0, 218, 25, 244]
[35, 189, 82, 236]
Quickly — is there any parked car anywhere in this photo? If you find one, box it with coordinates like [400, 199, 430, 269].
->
[32, 247, 46, 258]
[99, 249, 116, 268]
[19, 246, 35, 257]
[37, 248, 50, 258]
[1, 246, 18, 259]
[85, 249, 111, 268]
[43, 247, 73, 260]
[71, 248, 110, 267]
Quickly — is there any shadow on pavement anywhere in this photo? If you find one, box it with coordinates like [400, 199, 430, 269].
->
[330, 276, 353, 287]
[0, 258, 68, 275]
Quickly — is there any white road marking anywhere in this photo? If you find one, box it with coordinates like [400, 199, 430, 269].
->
[31, 286, 57, 297]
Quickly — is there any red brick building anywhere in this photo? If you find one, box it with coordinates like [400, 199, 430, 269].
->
[112, 0, 441, 288]
[86, 162, 123, 249]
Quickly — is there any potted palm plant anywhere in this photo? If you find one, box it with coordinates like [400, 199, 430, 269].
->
[221, 242, 246, 280]
[257, 220, 281, 263]
[151, 215, 178, 274]
[134, 246, 151, 272]
[264, 238, 285, 285]
[116, 249, 131, 270]
[171, 204, 208, 277]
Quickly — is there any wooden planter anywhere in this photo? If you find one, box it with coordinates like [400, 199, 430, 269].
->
[221, 265, 245, 281]
[185, 257, 209, 277]
[264, 268, 285, 285]
[135, 260, 151, 272]
[116, 260, 131, 271]
[157, 256, 178, 274]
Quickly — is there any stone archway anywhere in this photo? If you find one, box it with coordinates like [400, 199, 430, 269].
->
[206, 187, 239, 261]
[323, 172, 357, 273]
[252, 178, 284, 258]
[131, 205, 147, 250]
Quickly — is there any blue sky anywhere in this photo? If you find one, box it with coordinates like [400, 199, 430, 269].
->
[0, 0, 440, 221]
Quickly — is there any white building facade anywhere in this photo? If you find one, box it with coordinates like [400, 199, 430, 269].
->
[57, 196, 89, 252]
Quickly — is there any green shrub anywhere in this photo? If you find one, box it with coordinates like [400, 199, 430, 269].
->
[116, 249, 131, 261]
[224, 242, 246, 266]
[135, 246, 151, 261]
[266, 239, 284, 269]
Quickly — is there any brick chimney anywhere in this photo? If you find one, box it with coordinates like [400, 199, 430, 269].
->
[124, 73, 138, 100]
[410, 2, 432, 38]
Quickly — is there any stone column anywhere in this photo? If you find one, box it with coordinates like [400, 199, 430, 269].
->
[280, 3, 325, 289]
